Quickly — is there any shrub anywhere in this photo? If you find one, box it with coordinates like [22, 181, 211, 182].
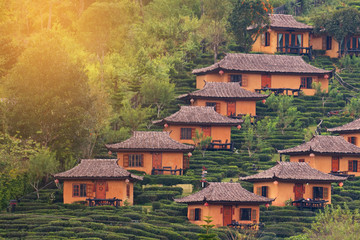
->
[122, 212, 142, 220]
[152, 202, 161, 211]
[84, 222, 106, 230]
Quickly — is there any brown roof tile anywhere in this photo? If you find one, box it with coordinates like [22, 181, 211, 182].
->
[240, 162, 347, 182]
[153, 106, 243, 126]
[192, 53, 331, 75]
[278, 135, 360, 155]
[269, 14, 313, 30]
[174, 182, 272, 204]
[54, 159, 143, 181]
[106, 131, 194, 152]
[327, 118, 360, 133]
[178, 82, 268, 101]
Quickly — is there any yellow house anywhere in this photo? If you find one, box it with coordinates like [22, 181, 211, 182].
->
[174, 182, 272, 228]
[278, 135, 360, 177]
[251, 14, 313, 55]
[54, 159, 143, 205]
[240, 162, 346, 207]
[178, 82, 268, 117]
[311, 34, 360, 58]
[192, 53, 331, 95]
[106, 131, 194, 175]
[153, 106, 243, 150]
[328, 118, 360, 147]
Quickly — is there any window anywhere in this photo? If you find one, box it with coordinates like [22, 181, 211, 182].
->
[73, 183, 87, 197]
[301, 77, 313, 89]
[180, 128, 193, 140]
[129, 154, 143, 167]
[206, 102, 220, 113]
[240, 208, 252, 221]
[189, 208, 202, 221]
[313, 187, 323, 199]
[264, 32, 270, 46]
[348, 137, 357, 145]
[256, 186, 268, 197]
[299, 159, 305, 162]
[349, 160, 358, 172]
[230, 74, 242, 84]
[323, 36, 332, 50]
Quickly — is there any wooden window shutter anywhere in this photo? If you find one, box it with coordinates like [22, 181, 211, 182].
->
[140, 154, 144, 167]
[105, 182, 109, 192]
[261, 33, 265, 46]
[215, 102, 221, 113]
[191, 128, 195, 138]
[256, 187, 261, 195]
[73, 184, 79, 197]
[189, 209, 195, 220]
[322, 36, 327, 50]
[126, 184, 130, 197]
[220, 208, 223, 214]
[252, 209, 257, 221]
[123, 154, 129, 167]
[349, 160, 353, 172]
[86, 184, 93, 197]
[242, 75, 248, 87]
[323, 187, 329, 199]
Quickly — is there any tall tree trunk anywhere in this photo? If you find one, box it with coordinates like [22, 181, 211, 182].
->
[213, 44, 218, 63]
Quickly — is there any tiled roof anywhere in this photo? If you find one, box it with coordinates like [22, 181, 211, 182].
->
[54, 159, 143, 181]
[269, 14, 313, 30]
[153, 106, 243, 126]
[278, 135, 360, 155]
[327, 118, 360, 133]
[240, 162, 347, 182]
[174, 182, 272, 204]
[192, 53, 331, 75]
[106, 131, 194, 152]
[178, 82, 268, 101]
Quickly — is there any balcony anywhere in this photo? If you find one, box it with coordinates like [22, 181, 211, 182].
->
[207, 140, 234, 151]
[151, 167, 184, 175]
[277, 46, 313, 59]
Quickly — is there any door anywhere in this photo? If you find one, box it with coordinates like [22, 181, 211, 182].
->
[95, 181, 106, 199]
[294, 183, 304, 200]
[332, 157, 339, 172]
[261, 74, 271, 88]
[227, 102, 236, 116]
[223, 205, 232, 226]
[152, 153, 162, 173]
[201, 127, 211, 137]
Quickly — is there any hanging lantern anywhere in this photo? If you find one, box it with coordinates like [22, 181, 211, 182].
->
[219, 70, 224, 75]
[339, 182, 344, 187]
[237, 125, 242, 130]
[164, 123, 168, 128]
[108, 150, 112, 156]
[324, 74, 329, 79]
[188, 152, 192, 157]
[309, 153, 315, 158]
[273, 180, 278, 185]
[262, 99, 266, 104]
[265, 203, 270, 209]
[54, 179, 59, 184]
[190, 98, 194, 104]
[204, 202, 209, 207]
[125, 179, 130, 184]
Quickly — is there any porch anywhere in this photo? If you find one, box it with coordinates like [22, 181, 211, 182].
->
[291, 198, 328, 211]
[208, 140, 234, 151]
[277, 46, 313, 59]
[86, 198, 122, 207]
[151, 167, 184, 175]
[255, 86, 301, 96]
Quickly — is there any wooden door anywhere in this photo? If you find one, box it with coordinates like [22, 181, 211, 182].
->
[95, 181, 106, 199]
[294, 183, 304, 200]
[227, 102, 236, 116]
[223, 205, 232, 226]
[261, 74, 271, 88]
[202, 127, 211, 137]
[332, 157, 339, 172]
[152, 153, 162, 171]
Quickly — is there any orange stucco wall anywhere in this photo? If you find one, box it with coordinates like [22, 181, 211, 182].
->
[289, 155, 360, 177]
[165, 125, 232, 145]
[193, 99, 257, 116]
[187, 203, 260, 228]
[196, 72, 328, 95]
[339, 133, 360, 148]
[63, 180, 134, 205]
[311, 35, 340, 58]
[253, 182, 332, 206]
[252, 29, 310, 54]
[116, 152, 185, 175]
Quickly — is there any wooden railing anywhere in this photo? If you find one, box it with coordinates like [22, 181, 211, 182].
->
[255, 87, 301, 96]
[277, 46, 313, 59]
[151, 167, 183, 175]
[291, 198, 328, 211]
[227, 220, 264, 230]
[208, 141, 234, 151]
[86, 198, 122, 207]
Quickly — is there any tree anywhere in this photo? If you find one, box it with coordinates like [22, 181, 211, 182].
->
[193, 129, 212, 157]
[228, 0, 272, 52]
[198, 216, 217, 240]
[4, 30, 94, 169]
[28, 149, 58, 199]
[346, 97, 360, 118]
[313, 7, 360, 56]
